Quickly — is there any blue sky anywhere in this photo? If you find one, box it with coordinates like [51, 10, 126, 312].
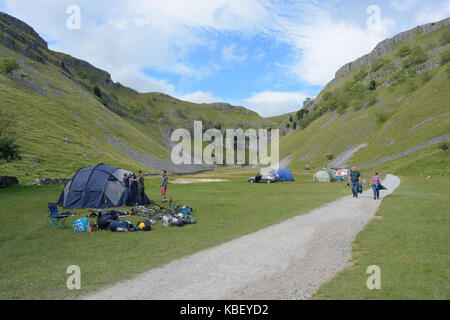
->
[1, 0, 449, 116]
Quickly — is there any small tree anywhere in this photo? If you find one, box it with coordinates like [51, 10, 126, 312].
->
[440, 49, 450, 65]
[397, 45, 411, 58]
[402, 46, 428, 69]
[0, 58, 20, 74]
[292, 121, 297, 130]
[94, 85, 102, 98]
[440, 29, 450, 46]
[0, 138, 21, 164]
[0, 111, 21, 165]
[438, 142, 449, 151]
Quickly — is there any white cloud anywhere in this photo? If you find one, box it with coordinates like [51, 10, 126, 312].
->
[2, 0, 270, 93]
[244, 91, 307, 117]
[416, 1, 450, 24]
[391, 0, 420, 11]
[180, 91, 223, 104]
[272, 8, 395, 86]
[221, 44, 248, 63]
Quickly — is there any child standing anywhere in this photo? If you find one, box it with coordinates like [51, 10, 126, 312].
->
[160, 170, 168, 203]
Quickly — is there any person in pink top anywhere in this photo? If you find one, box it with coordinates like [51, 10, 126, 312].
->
[371, 172, 382, 200]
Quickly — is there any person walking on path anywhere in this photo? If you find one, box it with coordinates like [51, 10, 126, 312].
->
[132, 170, 146, 205]
[371, 171, 382, 200]
[348, 166, 362, 198]
[160, 170, 168, 203]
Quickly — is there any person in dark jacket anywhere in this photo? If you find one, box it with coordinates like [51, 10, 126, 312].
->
[123, 173, 130, 205]
[131, 170, 146, 205]
[160, 170, 168, 203]
[348, 166, 362, 198]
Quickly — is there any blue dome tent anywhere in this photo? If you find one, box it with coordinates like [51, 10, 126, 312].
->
[57, 164, 151, 209]
[269, 169, 295, 181]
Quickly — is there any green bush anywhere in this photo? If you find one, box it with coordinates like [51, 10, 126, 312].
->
[326, 153, 334, 161]
[292, 122, 297, 130]
[0, 58, 20, 74]
[370, 58, 389, 73]
[0, 138, 21, 163]
[439, 28, 450, 46]
[397, 45, 411, 58]
[369, 80, 377, 91]
[402, 46, 428, 69]
[353, 70, 368, 82]
[438, 142, 449, 151]
[440, 49, 450, 65]
[390, 70, 407, 84]
[376, 112, 388, 123]
[94, 85, 102, 98]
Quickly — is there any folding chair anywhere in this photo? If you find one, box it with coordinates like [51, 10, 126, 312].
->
[47, 203, 70, 230]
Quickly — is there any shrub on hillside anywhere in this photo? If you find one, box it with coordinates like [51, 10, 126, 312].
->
[370, 58, 389, 73]
[94, 85, 102, 98]
[0, 138, 21, 164]
[402, 46, 428, 69]
[353, 70, 368, 82]
[440, 49, 450, 65]
[376, 112, 388, 124]
[439, 28, 450, 46]
[397, 45, 412, 58]
[0, 58, 20, 74]
[438, 142, 449, 151]
[326, 153, 334, 161]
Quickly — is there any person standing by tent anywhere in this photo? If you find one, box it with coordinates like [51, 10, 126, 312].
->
[160, 170, 168, 203]
[123, 173, 130, 205]
[132, 170, 146, 205]
[371, 171, 382, 200]
[348, 166, 361, 198]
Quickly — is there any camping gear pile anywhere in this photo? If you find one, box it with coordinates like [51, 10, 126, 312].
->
[48, 202, 197, 233]
[161, 205, 196, 227]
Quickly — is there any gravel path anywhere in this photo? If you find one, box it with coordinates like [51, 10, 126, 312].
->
[84, 174, 400, 300]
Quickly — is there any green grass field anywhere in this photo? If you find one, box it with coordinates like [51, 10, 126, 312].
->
[0, 169, 348, 300]
[313, 176, 450, 299]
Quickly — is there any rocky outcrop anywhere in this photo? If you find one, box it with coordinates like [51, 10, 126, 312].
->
[0, 176, 19, 188]
[32, 178, 69, 186]
[325, 18, 450, 89]
[0, 12, 48, 63]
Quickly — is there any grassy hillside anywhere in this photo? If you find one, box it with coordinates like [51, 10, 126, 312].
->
[0, 12, 274, 183]
[280, 19, 450, 172]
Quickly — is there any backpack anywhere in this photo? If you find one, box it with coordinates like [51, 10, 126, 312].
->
[73, 218, 88, 232]
[137, 220, 152, 231]
[181, 206, 192, 215]
[184, 215, 196, 225]
[97, 213, 116, 230]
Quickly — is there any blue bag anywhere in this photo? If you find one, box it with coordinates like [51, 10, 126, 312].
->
[73, 218, 88, 232]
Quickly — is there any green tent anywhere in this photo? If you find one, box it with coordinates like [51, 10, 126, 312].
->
[313, 169, 336, 183]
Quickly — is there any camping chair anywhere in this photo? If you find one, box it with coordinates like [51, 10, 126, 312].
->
[47, 203, 70, 230]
